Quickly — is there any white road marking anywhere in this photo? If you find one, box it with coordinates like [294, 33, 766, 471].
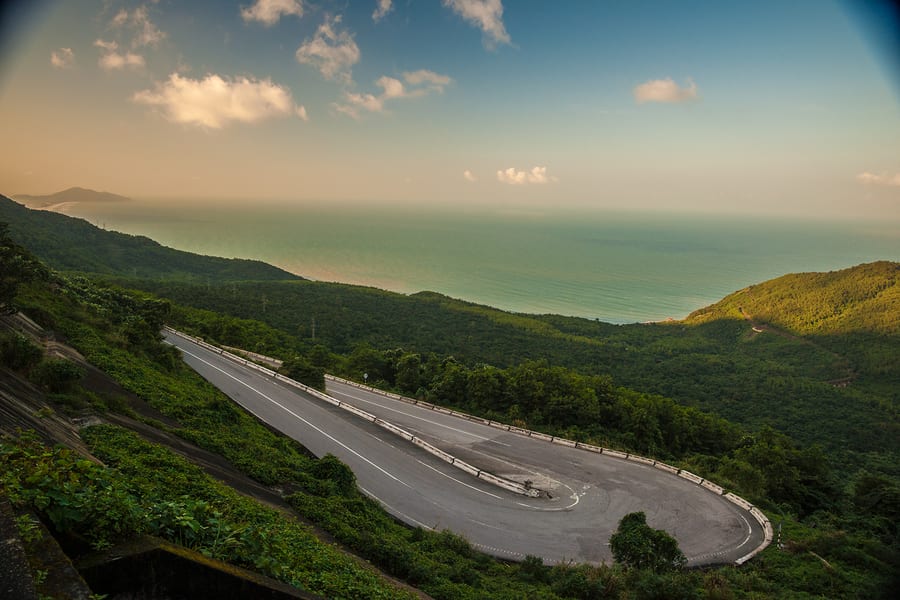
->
[734, 513, 753, 549]
[516, 481, 581, 512]
[414, 459, 503, 499]
[332, 387, 511, 446]
[177, 344, 408, 487]
[359, 486, 433, 530]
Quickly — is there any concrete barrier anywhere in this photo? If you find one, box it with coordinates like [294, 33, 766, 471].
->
[678, 470, 704, 485]
[166, 329, 539, 498]
[575, 442, 601, 454]
[724, 493, 754, 512]
[552, 438, 577, 448]
[701, 480, 725, 495]
[653, 462, 680, 474]
[603, 449, 628, 459]
[325, 357, 772, 563]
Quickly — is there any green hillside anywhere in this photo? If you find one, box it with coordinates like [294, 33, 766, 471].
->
[688, 261, 899, 336]
[0, 195, 300, 282]
[2, 210, 898, 598]
[126, 271, 897, 465]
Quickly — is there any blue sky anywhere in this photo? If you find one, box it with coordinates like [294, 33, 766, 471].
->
[0, 0, 898, 219]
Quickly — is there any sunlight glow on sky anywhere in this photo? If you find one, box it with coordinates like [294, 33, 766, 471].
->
[0, 0, 898, 219]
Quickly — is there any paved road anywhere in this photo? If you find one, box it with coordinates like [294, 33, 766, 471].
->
[165, 331, 765, 565]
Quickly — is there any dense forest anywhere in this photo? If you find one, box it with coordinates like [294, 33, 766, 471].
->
[2, 205, 899, 598]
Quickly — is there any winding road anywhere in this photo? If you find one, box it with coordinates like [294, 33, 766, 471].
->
[164, 330, 766, 566]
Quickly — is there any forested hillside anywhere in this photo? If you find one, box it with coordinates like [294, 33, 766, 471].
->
[2, 218, 898, 597]
[122, 273, 897, 469]
[0, 196, 299, 282]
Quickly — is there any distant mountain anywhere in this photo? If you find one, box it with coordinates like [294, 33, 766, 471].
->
[0, 195, 301, 282]
[14, 186, 131, 207]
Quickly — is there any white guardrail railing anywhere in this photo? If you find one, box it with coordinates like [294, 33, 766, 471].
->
[163, 327, 540, 498]
[323, 373, 774, 565]
[164, 327, 772, 564]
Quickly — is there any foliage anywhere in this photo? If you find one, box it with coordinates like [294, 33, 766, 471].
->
[0, 196, 299, 282]
[4, 214, 899, 598]
[121, 267, 899, 471]
[279, 354, 325, 390]
[29, 358, 85, 393]
[1, 428, 416, 599]
[609, 512, 686, 573]
[0, 330, 43, 370]
[0, 220, 49, 313]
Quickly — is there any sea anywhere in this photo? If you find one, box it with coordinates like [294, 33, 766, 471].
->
[52, 199, 900, 324]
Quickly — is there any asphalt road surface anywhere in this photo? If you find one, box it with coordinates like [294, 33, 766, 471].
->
[165, 331, 765, 566]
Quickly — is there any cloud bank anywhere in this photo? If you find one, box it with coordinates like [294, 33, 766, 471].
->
[496, 166, 556, 185]
[133, 73, 306, 128]
[443, 0, 510, 47]
[633, 77, 698, 104]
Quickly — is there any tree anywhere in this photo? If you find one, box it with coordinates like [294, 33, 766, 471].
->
[609, 511, 686, 573]
[280, 355, 325, 390]
[0, 222, 47, 314]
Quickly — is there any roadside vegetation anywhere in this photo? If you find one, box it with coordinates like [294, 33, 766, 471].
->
[2, 214, 898, 598]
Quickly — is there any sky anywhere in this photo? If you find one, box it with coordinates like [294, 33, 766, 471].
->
[0, 0, 898, 219]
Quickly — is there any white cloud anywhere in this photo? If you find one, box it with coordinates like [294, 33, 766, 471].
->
[463, 170, 476, 182]
[110, 6, 165, 48]
[296, 16, 360, 84]
[443, 0, 510, 48]
[94, 39, 144, 70]
[100, 51, 146, 70]
[296, 105, 309, 121]
[132, 73, 306, 128]
[633, 77, 699, 104]
[111, 9, 129, 28]
[496, 166, 557, 185]
[857, 171, 900, 187]
[131, 5, 165, 47]
[241, 0, 304, 26]
[403, 69, 452, 93]
[373, 0, 393, 22]
[50, 48, 74, 69]
[333, 69, 453, 118]
[94, 39, 118, 52]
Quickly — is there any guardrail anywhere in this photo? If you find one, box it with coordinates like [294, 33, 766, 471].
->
[324, 373, 773, 565]
[163, 327, 540, 498]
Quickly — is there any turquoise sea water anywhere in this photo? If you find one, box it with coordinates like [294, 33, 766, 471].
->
[58, 200, 900, 323]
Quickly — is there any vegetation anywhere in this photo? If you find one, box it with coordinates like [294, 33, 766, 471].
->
[609, 512, 686, 573]
[2, 215, 899, 597]
[0, 195, 299, 282]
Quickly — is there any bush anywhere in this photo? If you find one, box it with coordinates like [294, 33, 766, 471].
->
[0, 330, 43, 370]
[29, 358, 85, 392]
[609, 512, 686, 573]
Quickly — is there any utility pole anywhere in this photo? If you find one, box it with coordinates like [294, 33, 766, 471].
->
[311, 317, 316, 341]
[261, 294, 268, 314]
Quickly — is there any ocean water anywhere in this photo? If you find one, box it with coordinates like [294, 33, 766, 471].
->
[57, 199, 900, 323]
